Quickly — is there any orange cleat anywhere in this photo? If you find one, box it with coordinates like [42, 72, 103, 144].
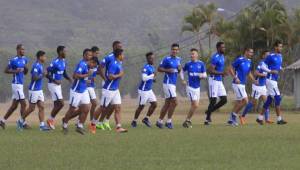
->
[89, 123, 96, 134]
[265, 120, 274, 124]
[47, 119, 55, 130]
[116, 127, 128, 133]
[239, 116, 246, 125]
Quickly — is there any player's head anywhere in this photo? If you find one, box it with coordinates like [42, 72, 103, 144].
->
[261, 50, 270, 59]
[83, 48, 93, 61]
[36, 50, 46, 63]
[274, 40, 283, 53]
[114, 48, 124, 61]
[170, 43, 180, 56]
[216, 42, 225, 54]
[16, 44, 25, 56]
[112, 41, 122, 51]
[145, 52, 154, 65]
[244, 47, 254, 59]
[57, 45, 66, 58]
[190, 48, 199, 61]
[88, 56, 99, 69]
[91, 46, 100, 57]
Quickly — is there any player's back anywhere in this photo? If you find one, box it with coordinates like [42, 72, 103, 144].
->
[29, 61, 43, 91]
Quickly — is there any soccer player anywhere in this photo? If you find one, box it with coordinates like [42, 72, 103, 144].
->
[17, 50, 50, 131]
[94, 41, 122, 130]
[240, 50, 276, 124]
[131, 52, 157, 128]
[256, 41, 287, 125]
[205, 42, 228, 125]
[97, 49, 127, 133]
[180, 48, 207, 128]
[0, 44, 28, 130]
[88, 46, 100, 121]
[46, 46, 72, 130]
[228, 48, 256, 126]
[62, 49, 94, 135]
[156, 43, 182, 129]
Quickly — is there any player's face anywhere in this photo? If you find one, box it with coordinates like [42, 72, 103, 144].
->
[245, 49, 254, 59]
[147, 55, 154, 65]
[113, 43, 122, 51]
[85, 51, 93, 61]
[262, 52, 270, 59]
[89, 61, 97, 68]
[40, 55, 47, 63]
[60, 48, 67, 58]
[17, 46, 25, 56]
[93, 51, 99, 57]
[275, 44, 283, 53]
[118, 54, 125, 61]
[171, 47, 179, 56]
[190, 51, 198, 61]
[218, 44, 225, 54]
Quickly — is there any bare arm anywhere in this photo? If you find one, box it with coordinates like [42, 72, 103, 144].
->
[108, 71, 124, 81]
[97, 65, 106, 80]
[157, 66, 174, 73]
[207, 65, 225, 75]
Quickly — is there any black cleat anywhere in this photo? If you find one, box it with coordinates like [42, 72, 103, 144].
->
[182, 120, 192, 128]
[0, 121, 5, 130]
[277, 120, 287, 125]
[205, 111, 212, 122]
[76, 127, 85, 135]
[256, 119, 264, 125]
[204, 121, 210, 126]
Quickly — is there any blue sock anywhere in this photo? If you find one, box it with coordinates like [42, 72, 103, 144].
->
[230, 112, 237, 122]
[242, 102, 253, 117]
[264, 109, 270, 121]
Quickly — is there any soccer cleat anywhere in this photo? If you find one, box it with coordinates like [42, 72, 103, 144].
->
[239, 116, 246, 125]
[40, 125, 50, 131]
[47, 119, 55, 130]
[227, 120, 238, 127]
[265, 120, 274, 124]
[142, 117, 152, 127]
[16, 120, 24, 130]
[62, 127, 68, 135]
[277, 120, 287, 125]
[182, 120, 192, 128]
[165, 122, 173, 129]
[89, 123, 96, 134]
[116, 127, 128, 133]
[131, 121, 137, 128]
[256, 119, 264, 125]
[103, 121, 112, 131]
[0, 121, 5, 130]
[76, 127, 85, 135]
[204, 121, 210, 126]
[205, 111, 212, 122]
[96, 123, 105, 130]
[156, 121, 164, 129]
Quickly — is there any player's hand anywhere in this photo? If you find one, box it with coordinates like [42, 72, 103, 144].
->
[88, 69, 94, 76]
[181, 80, 187, 86]
[270, 70, 279, 74]
[234, 77, 240, 84]
[16, 68, 24, 73]
[166, 69, 174, 73]
[54, 80, 62, 85]
[119, 71, 125, 77]
[86, 80, 92, 84]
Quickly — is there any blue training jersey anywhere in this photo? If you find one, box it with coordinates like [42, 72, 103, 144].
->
[138, 64, 155, 91]
[100, 52, 115, 79]
[7, 56, 28, 84]
[29, 61, 44, 91]
[71, 59, 89, 93]
[87, 66, 98, 88]
[264, 52, 282, 81]
[102, 60, 123, 91]
[183, 60, 206, 89]
[209, 52, 225, 81]
[47, 57, 67, 83]
[232, 56, 252, 85]
[159, 56, 181, 85]
[255, 60, 268, 86]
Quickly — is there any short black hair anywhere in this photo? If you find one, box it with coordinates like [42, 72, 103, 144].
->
[16, 44, 23, 50]
[273, 40, 283, 47]
[244, 47, 253, 53]
[145, 52, 153, 58]
[216, 42, 225, 49]
[112, 41, 121, 48]
[91, 46, 99, 52]
[83, 48, 92, 56]
[262, 49, 270, 54]
[171, 43, 179, 48]
[36, 50, 45, 59]
[91, 56, 99, 64]
[190, 48, 198, 52]
[113, 48, 123, 57]
[57, 46, 65, 54]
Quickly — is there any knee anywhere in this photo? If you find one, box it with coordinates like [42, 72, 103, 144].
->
[209, 97, 217, 105]
[91, 100, 97, 107]
[192, 102, 199, 109]
[151, 102, 158, 108]
[172, 99, 178, 107]
[38, 105, 45, 112]
[274, 95, 282, 106]
[263, 96, 273, 109]
[220, 96, 227, 104]
[58, 100, 64, 108]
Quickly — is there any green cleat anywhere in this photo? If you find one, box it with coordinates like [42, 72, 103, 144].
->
[103, 122, 112, 131]
[96, 123, 105, 130]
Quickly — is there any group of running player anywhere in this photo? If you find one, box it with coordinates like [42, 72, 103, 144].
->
[0, 40, 287, 135]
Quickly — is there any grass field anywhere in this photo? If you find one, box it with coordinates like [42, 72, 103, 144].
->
[1, 97, 300, 170]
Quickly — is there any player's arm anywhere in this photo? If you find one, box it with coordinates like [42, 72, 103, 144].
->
[142, 73, 154, 81]
[207, 64, 225, 75]
[4, 66, 23, 74]
[228, 65, 240, 84]
[97, 65, 106, 80]
[108, 71, 124, 80]
[32, 72, 43, 81]
[157, 66, 174, 73]
[23, 65, 29, 75]
[63, 69, 73, 83]
[199, 64, 207, 79]
[248, 72, 257, 85]
[73, 69, 93, 79]
[254, 70, 267, 77]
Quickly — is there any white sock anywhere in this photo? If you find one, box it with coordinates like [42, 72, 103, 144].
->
[145, 116, 150, 119]
[40, 122, 45, 127]
[167, 119, 172, 123]
[19, 118, 24, 123]
[78, 123, 83, 128]
[63, 123, 68, 128]
[49, 116, 55, 120]
[0, 117, 6, 123]
[133, 119, 137, 122]
[92, 119, 98, 124]
[258, 115, 264, 121]
[277, 116, 282, 121]
[104, 118, 109, 123]
[116, 124, 121, 128]
[97, 121, 103, 125]
[158, 119, 163, 123]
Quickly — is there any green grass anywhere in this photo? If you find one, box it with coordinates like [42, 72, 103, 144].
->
[1, 114, 300, 170]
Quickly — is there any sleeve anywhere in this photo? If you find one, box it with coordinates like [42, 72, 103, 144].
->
[100, 57, 106, 67]
[183, 63, 188, 72]
[231, 58, 240, 69]
[108, 63, 117, 75]
[141, 66, 148, 74]
[264, 55, 271, 66]
[260, 62, 271, 72]
[47, 60, 55, 72]
[25, 57, 29, 64]
[201, 63, 206, 73]
[210, 55, 218, 66]
[159, 57, 167, 68]
[75, 63, 84, 74]
[7, 59, 12, 69]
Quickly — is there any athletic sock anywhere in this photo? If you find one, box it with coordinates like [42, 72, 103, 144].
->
[145, 116, 150, 119]
[97, 121, 103, 125]
[167, 119, 172, 123]
[230, 112, 237, 122]
[77, 123, 83, 128]
[40, 122, 45, 127]
[116, 124, 122, 128]
[63, 123, 68, 128]
[91, 119, 98, 125]
[133, 119, 137, 122]
[0, 117, 6, 123]
[277, 116, 282, 121]
[258, 115, 264, 121]
[264, 109, 270, 121]
[242, 102, 253, 117]
[158, 119, 163, 123]
[104, 118, 109, 123]
[49, 116, 55, 120]
[19, 118, 24, 123]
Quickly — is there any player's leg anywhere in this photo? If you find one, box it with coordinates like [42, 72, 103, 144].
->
[229, 84, 247, 126]
[90, 99, 97, 120]
[260, 95, 271, 123]
[211, 81, 227, 112]
[37, 100, 50, 131]
[131, 105, 144, 128]
[47, 84, 64, 129]
[183, 100, 199, 128]
[156, 99, 170, 128]
[0, 100, 19, 129]
[165, 97, 177, 129]
[19, 102, 35, 130]
[142, 101, 157, 127]
[77, 103, 90, 135]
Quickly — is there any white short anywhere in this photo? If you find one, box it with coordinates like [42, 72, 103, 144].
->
[186, 86, 200, 102]
[138, 90, 157, 105]
[100, 89, 121, 107]
[208, 77, 227, 98]
[251, 84, 267, 100]
[87, 87, 97, 100]
[48, 83, 63, 101]
[11, 84, 25, 100]
[266, 79, 280, 96]
[232, 83, 247, 101]
[163, 84, 177, 98]
[28, 90, 44, 103]
[69, 90, 90, 108]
